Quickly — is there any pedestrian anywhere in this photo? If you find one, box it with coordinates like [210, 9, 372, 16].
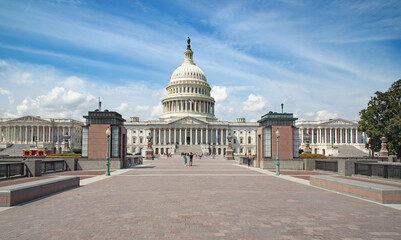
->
[183, 153, 187, 166]
[247, 154, 251, 166]
[189, 152, 193, 166]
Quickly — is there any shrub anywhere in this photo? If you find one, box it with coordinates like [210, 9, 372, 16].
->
[47, 153, 81, 157]
[299, 153, 327, 159]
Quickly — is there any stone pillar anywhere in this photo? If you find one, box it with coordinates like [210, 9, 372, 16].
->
[195, 128, 198, 145]
[379, 136, 389, 157]
[206, 128, 209, 144]
[163, 128, 166, 145]
[25, 159, 42, 177]
[153, 129, 156, 145]
[185, 128, 187, 145]
[338, 159, 356, 176]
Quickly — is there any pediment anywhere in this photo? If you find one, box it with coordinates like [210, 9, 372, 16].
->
[7, 115, 49, 123]
[168, 116, 208, 126]
[321, 118, 356, 126]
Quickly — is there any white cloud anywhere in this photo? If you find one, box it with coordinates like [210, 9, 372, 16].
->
[136, 105, 150, 111]
[242, 94, 267, 112]
[116, 103, 128, 112]
[62, 76, 86, 91]
[15, 87, 97, 119]
[211, 86, 228, 102]
[150, 104, 162, 119]
[305, 112, 315, 117]
[0, 88, 14, 104]
[315, 110, 338, 121]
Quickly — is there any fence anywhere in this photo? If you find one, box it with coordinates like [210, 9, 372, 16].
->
[41, 160, 66, 173]
[0, 162, 25, 179]
[315, 160, 338, 172]
[355, 162, 401, 179]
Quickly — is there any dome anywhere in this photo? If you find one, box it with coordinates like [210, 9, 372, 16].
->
[170, 39, 207, 82]
[170, 63, 207, 82]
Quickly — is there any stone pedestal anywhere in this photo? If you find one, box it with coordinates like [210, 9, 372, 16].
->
[145, 144, 154, 160]
[25, 159, 42, 177]
[225, 147, 234, 160]
[379, 136, 389, 157]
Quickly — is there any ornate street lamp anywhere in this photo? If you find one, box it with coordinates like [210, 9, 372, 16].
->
[105, 128, 111, 176]
[276, 129, 280, 176]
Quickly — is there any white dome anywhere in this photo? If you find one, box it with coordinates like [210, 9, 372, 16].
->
[170, 63, 206, 82]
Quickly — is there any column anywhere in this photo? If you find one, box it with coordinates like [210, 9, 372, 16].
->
[206, 128, 209, 144]
[201, 129, 204, 144]
[190, 128, 193, 145]
[174, 129, 177, 144]
[195, 128, 198, 145]
[220, 128, 223, 145]
[19, 126, 22, 143]
[215, 129, 218, 144]
[163, 128, 166, 145]
[184, 128, 187, 145]
[311, 128, 315, 144]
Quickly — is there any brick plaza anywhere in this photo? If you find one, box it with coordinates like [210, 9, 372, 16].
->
[1, 156, 401, 239]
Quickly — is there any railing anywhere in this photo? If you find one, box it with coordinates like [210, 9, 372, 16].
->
[355, 162, 401, 179]
[315, 160, 338, 172]
[0, 162, 25, 179]
[127, 156, 143, 166]
[41, 160, 65, 173]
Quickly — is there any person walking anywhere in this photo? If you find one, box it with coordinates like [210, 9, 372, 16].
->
[183, 153, 187, 166]
[247, 154, 251, 167]
[189, 152, 193, 166]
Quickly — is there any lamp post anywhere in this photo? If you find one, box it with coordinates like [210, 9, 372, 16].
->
[105, 128, 111, 176]
[275, 129, 280, 176]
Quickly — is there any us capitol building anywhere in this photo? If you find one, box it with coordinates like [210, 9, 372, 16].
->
[0, 38, 369, 157]
[125, 38, 258, 156]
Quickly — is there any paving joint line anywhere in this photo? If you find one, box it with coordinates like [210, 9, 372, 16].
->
[235, 163, 401, 211]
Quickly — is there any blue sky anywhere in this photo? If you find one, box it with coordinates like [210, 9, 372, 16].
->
[0, 0, 400, 122]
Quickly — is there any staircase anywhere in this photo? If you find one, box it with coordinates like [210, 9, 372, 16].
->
[0, 144, 34, 156]
[175, 145, 202, 155]
[336, 145, 369, 157]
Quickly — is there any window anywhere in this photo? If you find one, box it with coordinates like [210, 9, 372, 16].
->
[233, 139, 236, 144]
[263, 127, 272, 158]
[240, 138, 243, 144]
[133, 137, 136, 144]
[140, 131, 143, 133]
[248, 136, 252, 144]
[139, 137, 143, 144]
[133, 130, 136, 133]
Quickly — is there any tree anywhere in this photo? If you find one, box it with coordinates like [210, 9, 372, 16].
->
[358, 79, 401, 157]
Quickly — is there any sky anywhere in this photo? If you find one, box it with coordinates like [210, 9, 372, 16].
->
[0, 0, 400, 123]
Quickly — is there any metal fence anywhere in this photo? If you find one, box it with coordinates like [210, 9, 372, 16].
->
[355, 162, 401, 179]
[0, 162, 25, 179]
[315, 160, 338, 172]
[41, 160, 65, 173]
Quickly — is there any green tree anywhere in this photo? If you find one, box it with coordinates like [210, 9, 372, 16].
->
[358, 79, 401, 156]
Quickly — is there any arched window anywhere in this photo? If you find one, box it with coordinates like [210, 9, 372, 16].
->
[139, 137, 143, 144]
[240, 137, 243, 144]
[133, 137, 136, 144]
[248, 136, 252, 144]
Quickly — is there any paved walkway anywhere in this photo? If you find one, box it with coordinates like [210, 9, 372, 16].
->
[1, 156, 401, 239]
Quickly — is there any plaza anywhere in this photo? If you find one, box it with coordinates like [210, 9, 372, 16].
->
[1, 155, 400, 239]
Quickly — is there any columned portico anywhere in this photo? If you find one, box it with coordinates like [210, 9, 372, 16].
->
[296, 119, 368, 156]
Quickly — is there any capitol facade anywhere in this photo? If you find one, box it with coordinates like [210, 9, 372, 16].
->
[125, 38, 258, 156]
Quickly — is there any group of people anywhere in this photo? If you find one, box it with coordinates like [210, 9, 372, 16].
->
[163, 153, 173, 158]
[182, 152, 194, 166]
